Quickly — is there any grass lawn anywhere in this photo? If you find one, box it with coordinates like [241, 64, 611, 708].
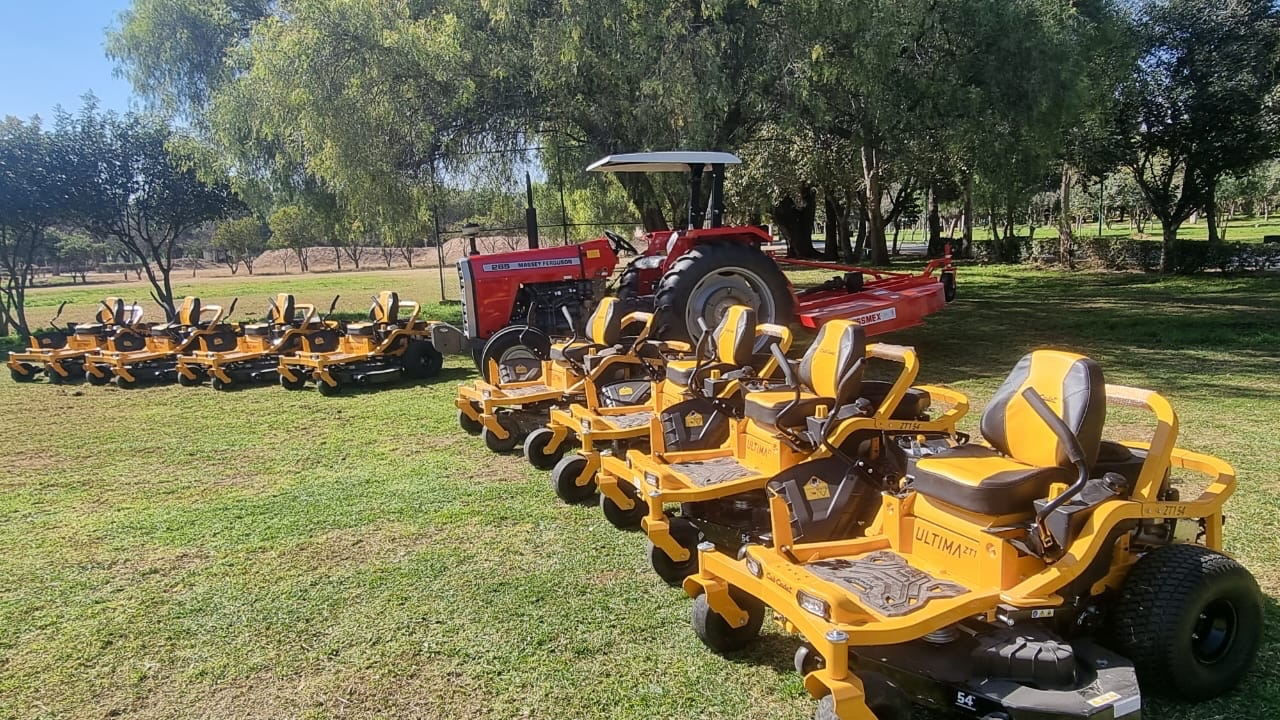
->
[1, 265, 1278, 720]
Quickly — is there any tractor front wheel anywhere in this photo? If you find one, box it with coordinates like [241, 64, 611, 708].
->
[654, 242, 793, 343]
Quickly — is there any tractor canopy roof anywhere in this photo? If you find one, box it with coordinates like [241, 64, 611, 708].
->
[586, 151, 741, 174]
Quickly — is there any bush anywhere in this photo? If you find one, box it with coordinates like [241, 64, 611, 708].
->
[975, 236, 1280, 274]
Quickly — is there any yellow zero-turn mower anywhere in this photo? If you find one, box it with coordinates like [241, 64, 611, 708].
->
[455, 296, 679, 453]
[7, 298, 146, 383]
[276, 291, 444, 396]
[175, 294, 342, 390]
[682, 350, 1262, 720]
[539, 303, 793, 504]
[84, 296, 237, 388]
[600, 319, 969, 584]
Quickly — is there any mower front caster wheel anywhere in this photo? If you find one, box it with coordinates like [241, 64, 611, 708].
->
[458, 408, 483, 435]
[210, 377, 231, 391]
[482, 414, 521, 453]
[86, 370, 111, 386]
[114, 375, 138, 389]
[178, 373, 204, 387]
[813, 672, 912, 720]
[600, 482, 646, 530]
[692, 587, 765, 654]
[649, 517, 703, 585]
[280, 373, 307, 391]
[550, 453, 596, 504]
[316, 380, 342, 397]
[523, 427, 568, 470]
[9, 363, 38, 383]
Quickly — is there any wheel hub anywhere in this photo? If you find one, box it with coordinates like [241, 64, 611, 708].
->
[685, 267, 776, 339]
[1191, 599, 1237, 664]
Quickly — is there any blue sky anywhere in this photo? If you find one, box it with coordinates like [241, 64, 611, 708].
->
[0, 0, 136, 120]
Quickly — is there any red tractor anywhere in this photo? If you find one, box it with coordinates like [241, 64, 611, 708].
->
[456, 152, 955, 369]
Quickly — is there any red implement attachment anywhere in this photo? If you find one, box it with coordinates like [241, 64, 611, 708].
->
[776, 253, 955, 337]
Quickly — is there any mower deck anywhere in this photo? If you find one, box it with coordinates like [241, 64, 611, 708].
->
[779, 256, 954, 334]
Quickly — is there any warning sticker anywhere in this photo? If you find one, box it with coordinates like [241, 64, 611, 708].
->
[482, 257, 581, 272]
[1086, 692, 1122, 708]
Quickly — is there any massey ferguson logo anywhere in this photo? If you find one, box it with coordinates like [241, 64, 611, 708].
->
[482, 258, 581, 272]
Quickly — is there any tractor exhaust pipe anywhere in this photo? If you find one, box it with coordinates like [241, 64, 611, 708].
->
[525, 172, 539, 250]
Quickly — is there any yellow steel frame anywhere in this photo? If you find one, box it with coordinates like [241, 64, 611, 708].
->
[683, 383, 1233, 720]
[83, 305, 227, 382]
[600, 343, 968, 564]
[277, 300, 431, 388]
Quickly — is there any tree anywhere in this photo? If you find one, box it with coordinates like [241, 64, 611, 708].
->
[51, 229, 108, 284]
[79, 110, 242, 319]
[1113, 0, 1280, 268]
[0, 114, 83, 337]
[267, 205, 317, 272]
[212, 216, 267, 274]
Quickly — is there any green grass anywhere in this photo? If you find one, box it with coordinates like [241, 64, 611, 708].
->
[1, 266, 1279, 719]
[973, 216, 1280, 243]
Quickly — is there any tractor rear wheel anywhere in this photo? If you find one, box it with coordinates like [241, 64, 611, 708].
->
[654, 242, 793, 343]
[477, 326, 550, 379]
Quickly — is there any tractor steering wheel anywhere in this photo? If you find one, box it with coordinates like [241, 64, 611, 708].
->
[604, 230, 639, 256]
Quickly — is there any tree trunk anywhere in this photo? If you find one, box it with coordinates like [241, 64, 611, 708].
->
[861, 145, 890, 266]
[926, 187, 944, 257]
[773, 190, 818, 258]
[1160, 221, 1180, 273]
[1205, 176, 1220, 244]
[823, 193, 842, 261]
[962, 175, 974, 257]
[853, 209, 868, 261]
[1058, 164, 1074, 269]
[617, 174, 670, 231]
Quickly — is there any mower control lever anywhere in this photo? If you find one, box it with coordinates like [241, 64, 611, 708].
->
[1021, 387, 1091, 549]
[770, 343, 797, 386]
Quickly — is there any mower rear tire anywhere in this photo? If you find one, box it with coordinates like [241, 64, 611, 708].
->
[482, 417, 520, 453]
[178, 373, 204, 387]
[478, 325, 549, 378]
[551, 453, 596, 504]
[654, 242, 793, 343]
[523, 427, 567, 470]
[692, 587, 765, 654]
[458, 408, 483, 435]
[403, 339, 444, 379]
[813, 672, 912, 720]
[10, 363, 38, 383]
[280, 373, 307, 391]
[1109, 543, 1262, 701]
[649, 517, 703, 585]
[600, 482, 645, 529]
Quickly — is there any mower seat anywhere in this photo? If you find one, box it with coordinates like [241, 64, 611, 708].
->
[860, 381, 933, 420]
[268, 294, 297, 325]
[743, 320, 866, 434]
[550, 298, 624, 364]
[909, 351, 1105, 516]
[665, 305, 756, 386]
[346, 323, 376, 337]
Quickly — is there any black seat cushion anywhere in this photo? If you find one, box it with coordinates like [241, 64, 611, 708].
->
[743, 390, 834, 433]
[909, 444, 1073, 516]
[346, 323, 375, 337]
[860, 381, 933, 420]
[550, 340, 598, 365]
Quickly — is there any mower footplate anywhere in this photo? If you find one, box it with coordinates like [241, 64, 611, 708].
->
[500, 383, 556, 398]
[668, 456, 755, 487]
[809, 550, 968, 618]
[599, 411, 654, 431]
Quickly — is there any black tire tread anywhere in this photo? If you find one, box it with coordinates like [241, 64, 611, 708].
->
[653, 242, 793, 343]
[1110, 543, 1262, 700]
